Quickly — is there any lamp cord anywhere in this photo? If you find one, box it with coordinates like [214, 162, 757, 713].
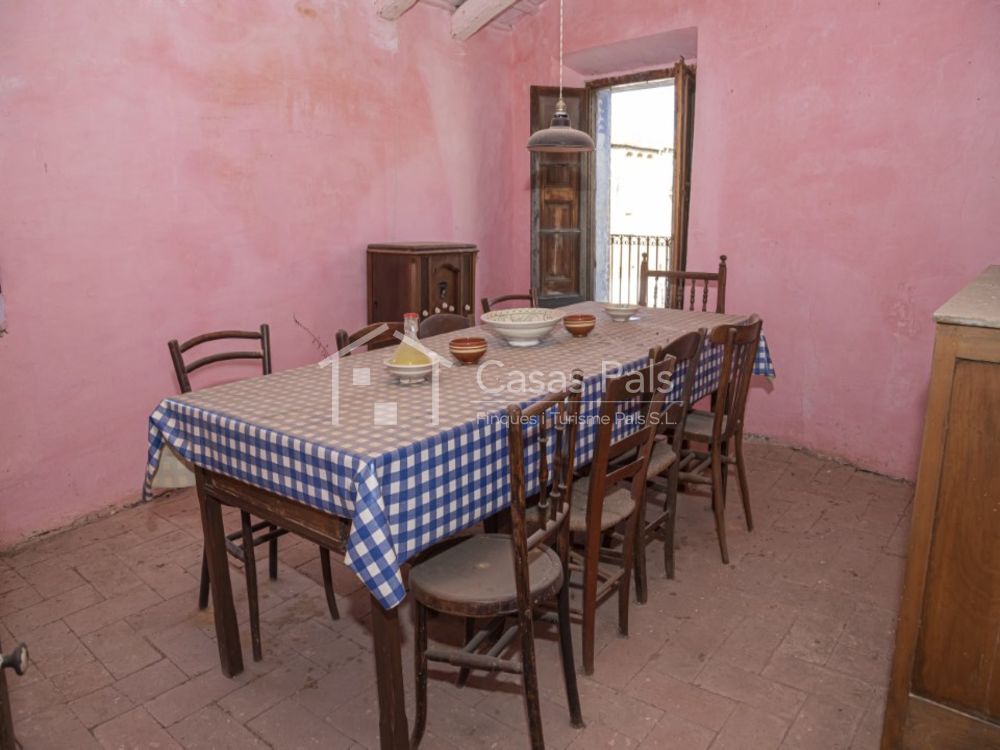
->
[558, 0, 564, 100]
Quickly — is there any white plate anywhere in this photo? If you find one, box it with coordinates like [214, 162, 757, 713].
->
[602, 303, 639, 322]
[481, 307, 565, 347]
[385, 360, 433, 384]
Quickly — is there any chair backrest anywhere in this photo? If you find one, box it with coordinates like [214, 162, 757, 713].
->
[506, 374, 584, 607]
[335, 322, 404, 354]
[638, 255, 727, 313]
[584, 355, 677, 525]
[168, 325, 271, 394]
[481, 289, 540, 315]
[652, 329, 706, 446]
[708, 315, 762, 441]
[418, 313, 472, 339]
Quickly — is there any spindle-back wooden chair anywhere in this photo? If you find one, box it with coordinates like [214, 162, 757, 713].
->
[635, 330, 706, 597]
[638, 255, 727, 313]
[676, 315, 762, 564]
[480, 289, 540, 314]
[418, 313, 472, 338]
[568, 354, 676, 674]
[168, 325, 340, 662]
[408, 376, 585, 749]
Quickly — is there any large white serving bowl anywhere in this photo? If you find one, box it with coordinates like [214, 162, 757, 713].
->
[602, 303, 639, 322]
[384, 360, 434, 384]
[481, 307, 565, 347]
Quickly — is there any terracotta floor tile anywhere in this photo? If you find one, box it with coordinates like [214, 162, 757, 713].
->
[710, 703, 790, 750]
[779, 694, 864, 750]
[94, 707, 183, 750]
[694, 661, 806, 721]
[69, 685, 135, 729]
[167, 705, 269, 749]
[637, 711, 716, 750]
[248, 696, 358, 749]
[82, 619, 161, 679]
[13, 704, 103, 749]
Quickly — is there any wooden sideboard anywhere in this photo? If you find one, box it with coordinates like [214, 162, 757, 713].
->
[882, 266, 1000, 749]
[367, 243, 477, 324]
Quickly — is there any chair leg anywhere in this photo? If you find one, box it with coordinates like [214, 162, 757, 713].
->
[581, 531, 600, 676]
[719, 440, 729, 508]
[239, 511, 263, 662]
[198, 549, 210, 610]
[268, 524, 279, 581]
[710, 444, 730, 565]
[619, 513, 637, 637]
[664, 464, 679, 579]
[735, 434, 753, 531]
[518, 611, 545, 750]
[411, 602, 428, 749]
[633, 490, 649, 605]
[556, 569, 584, 728]
[318, 547, 340, 622]
[456, 617, 475, 688]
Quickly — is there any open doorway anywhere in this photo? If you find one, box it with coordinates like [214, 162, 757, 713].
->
[528, 62, 694, 307]
[588, 63, 695, 305]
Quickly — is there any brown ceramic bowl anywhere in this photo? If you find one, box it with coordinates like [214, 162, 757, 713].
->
[563, 314, 596, 338]
[449, 337, 488, 365]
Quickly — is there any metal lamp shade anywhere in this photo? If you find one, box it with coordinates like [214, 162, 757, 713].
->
[527, 108, 595, 153]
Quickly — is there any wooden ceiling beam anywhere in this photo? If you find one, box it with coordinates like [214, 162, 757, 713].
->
[451, 0, 520, 40]
[376, 0, 420, 21]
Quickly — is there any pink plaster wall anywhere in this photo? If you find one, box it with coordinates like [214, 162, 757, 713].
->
[509, 0, 1000, 480]
[0, 0, 516, 544]
[2, 0, 998, 544]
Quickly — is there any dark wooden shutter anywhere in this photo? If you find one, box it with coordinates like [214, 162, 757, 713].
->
[530, 86, 591, 307]
[671, 60, 696, 273]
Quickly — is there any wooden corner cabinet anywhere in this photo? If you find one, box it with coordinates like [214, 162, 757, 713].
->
[367, 243, 478, 324]
[882, 266, 1000, 749]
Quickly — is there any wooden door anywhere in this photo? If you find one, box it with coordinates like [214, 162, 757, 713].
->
[531, 86, 591, 307]
[671, 59, 696, 273]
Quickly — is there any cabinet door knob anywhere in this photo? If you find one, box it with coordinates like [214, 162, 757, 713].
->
[464, 304, 471, 312]
[434, 307, 441, 314]
[422, 310, 429, 317]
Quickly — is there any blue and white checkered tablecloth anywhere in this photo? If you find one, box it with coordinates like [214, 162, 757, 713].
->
[144, 304, 775, 609]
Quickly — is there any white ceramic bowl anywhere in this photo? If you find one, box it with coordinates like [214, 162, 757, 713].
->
[384, 360, 433, 384]
[481, 307, 565, 347]
[602, 303, 639, 322]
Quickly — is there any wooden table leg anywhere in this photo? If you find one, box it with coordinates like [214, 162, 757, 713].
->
[196, 472, 244, 677]
[369, 594, 410, 750]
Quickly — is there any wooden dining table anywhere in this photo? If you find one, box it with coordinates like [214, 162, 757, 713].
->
[144, 302, 775, 749]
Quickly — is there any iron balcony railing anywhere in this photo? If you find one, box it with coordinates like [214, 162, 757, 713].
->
[608, 234, 671, 305]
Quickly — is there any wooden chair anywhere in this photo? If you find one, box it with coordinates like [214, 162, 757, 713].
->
[635, 330, 706, 599]
[480, 289, 539, 314]
[335, 322, 403, 353]
[676, 315, 763, 564]
[408, 377, 585, 749]
[638, 255, 727, 313]
[568, 355, 675, 674]
[418, 313, 471, 338]
[168, 326, 340, 661]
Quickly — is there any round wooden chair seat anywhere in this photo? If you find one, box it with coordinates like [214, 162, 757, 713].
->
[569, 479, 635, 532]
[409, 534, 564, 617]
[646, 438, 678, 479]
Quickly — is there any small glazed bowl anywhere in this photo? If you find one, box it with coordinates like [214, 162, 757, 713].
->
[449, 337, 488, 365]
[603, 303, 640, 322]
[385, 360, 433, 385]
[563, 314, 596, 337]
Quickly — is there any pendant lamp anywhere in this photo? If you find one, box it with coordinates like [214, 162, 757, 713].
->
[526, 0, 595, 153]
